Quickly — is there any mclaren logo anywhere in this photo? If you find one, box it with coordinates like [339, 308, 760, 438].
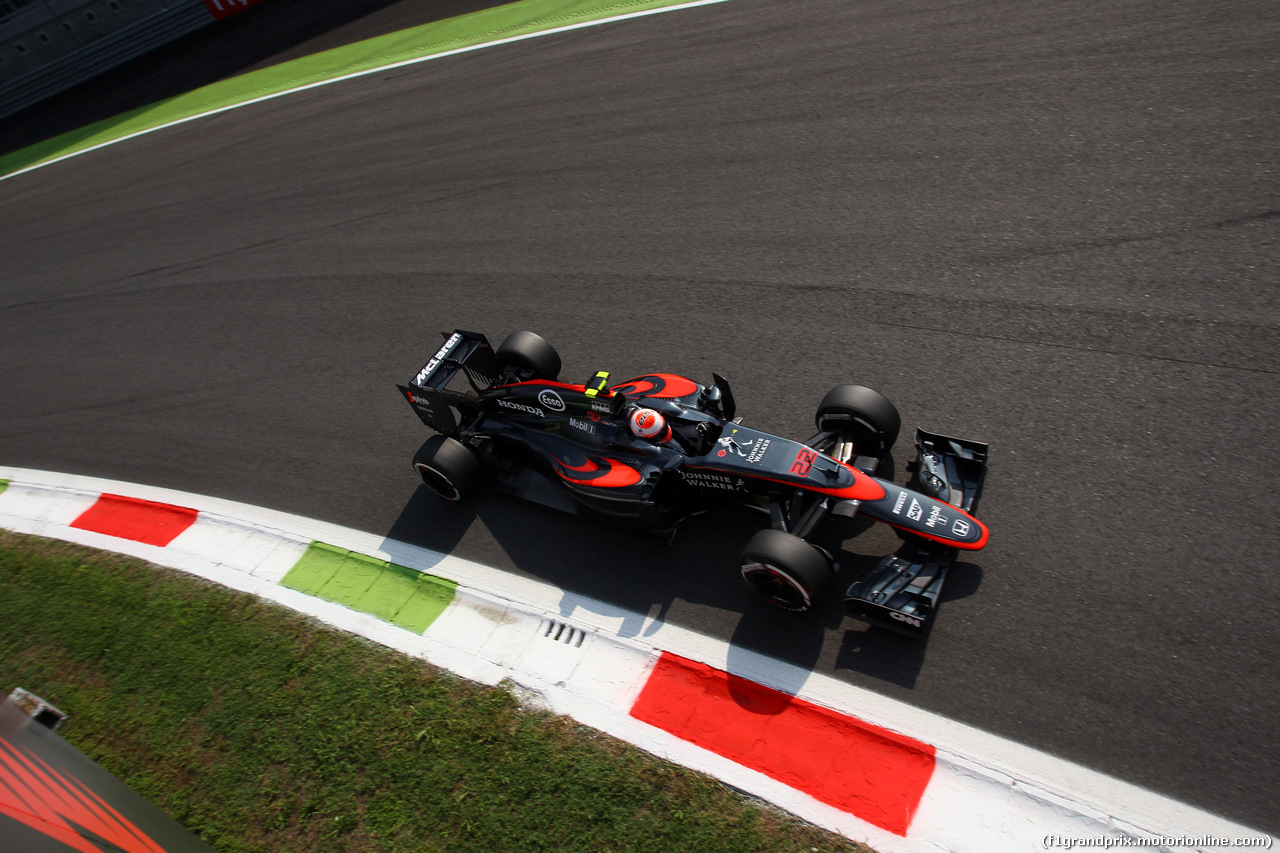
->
[414, 332, 463, 385]
[538, 389, 566, 412]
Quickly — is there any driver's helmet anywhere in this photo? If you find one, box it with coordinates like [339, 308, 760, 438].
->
[628, 407, 671, 443]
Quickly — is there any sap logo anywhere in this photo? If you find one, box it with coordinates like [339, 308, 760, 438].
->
[538, 389, 566, 411]
[890, 612, 923, 628]
[907, 498, 923, 521]
[414, 332, 463, 385]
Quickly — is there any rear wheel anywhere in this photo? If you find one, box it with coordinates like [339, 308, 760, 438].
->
[739, 529, 834, 612]
[814, 384, 901, 458]
[496, 331, 561, 380]
[412, 435, 481, 501]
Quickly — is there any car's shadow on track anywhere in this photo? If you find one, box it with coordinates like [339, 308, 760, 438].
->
[384, 486, 762, 626]
[833, 555, 984, 690]
[383, 484, 480, 559]
[477, 500, 768, 632]
[382, 484, 983, 695]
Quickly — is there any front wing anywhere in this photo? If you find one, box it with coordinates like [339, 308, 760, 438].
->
[843, 429, 989, 637]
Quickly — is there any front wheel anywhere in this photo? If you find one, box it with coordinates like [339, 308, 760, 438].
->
[412, 435, 481, 501]
[814, 384, 901, 458]
[739, 529, 834, 612]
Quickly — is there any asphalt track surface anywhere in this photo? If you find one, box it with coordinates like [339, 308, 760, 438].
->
[2, 0, 1278, 834]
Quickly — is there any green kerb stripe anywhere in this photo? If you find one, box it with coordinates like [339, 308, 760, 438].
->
[281, 542, 457, 634]
[0, 480, 8, 496]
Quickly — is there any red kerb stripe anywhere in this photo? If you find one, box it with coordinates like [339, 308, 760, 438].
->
[70, 495, 198, 547]
[629, 653, 935, 835]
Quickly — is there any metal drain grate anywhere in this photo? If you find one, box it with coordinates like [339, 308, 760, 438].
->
[541, 618, 586, 648]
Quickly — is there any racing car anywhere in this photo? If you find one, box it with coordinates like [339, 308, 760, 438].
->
[398, 329, 989, 636]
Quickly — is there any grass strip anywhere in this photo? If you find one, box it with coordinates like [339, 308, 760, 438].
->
[0, 0, 721, 179]
[0, 529, 872, 853]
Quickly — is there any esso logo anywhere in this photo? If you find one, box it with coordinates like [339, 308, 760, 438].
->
[538, 389, 566, 411]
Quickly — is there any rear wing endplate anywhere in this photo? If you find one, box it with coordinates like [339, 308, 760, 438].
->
[396, 329, 498, 435]
[908, 428, 988, 513]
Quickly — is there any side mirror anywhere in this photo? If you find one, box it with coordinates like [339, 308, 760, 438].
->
[711, 373, 736, 421]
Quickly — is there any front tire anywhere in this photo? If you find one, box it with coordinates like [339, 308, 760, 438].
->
[739, 529, 834, 612]
[814, 384, 901, 458]
[412, 435, 481, 501]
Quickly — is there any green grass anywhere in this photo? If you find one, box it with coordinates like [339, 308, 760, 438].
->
[0, 529, 872, 853]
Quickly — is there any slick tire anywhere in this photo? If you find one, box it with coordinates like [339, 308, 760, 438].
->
[412, 435, 481, 502]
[497, 331, 561, 380]
[739, 529, 834, 612]
[814, 384, 901, 458]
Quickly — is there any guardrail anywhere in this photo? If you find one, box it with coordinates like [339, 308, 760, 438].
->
[0, 0, 262, 119]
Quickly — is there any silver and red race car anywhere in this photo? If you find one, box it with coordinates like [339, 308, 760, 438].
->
[398, 329, 989, 636]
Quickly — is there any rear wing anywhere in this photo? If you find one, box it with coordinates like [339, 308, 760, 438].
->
[396, 330, 498, 435]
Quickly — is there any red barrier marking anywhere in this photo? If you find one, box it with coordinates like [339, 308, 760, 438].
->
[203, 0, 267, 21]
[630, 653, 935, 835]
[70, 495, 198, 547]
[0, 734, 167, 853]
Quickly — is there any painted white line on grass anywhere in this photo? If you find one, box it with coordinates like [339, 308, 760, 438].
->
[0, 0, 732, 183]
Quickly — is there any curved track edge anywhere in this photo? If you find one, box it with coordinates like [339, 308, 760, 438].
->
[0, 467, 1268, 853]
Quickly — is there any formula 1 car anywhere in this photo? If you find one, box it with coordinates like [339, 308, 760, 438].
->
[398, 330, 989, 636]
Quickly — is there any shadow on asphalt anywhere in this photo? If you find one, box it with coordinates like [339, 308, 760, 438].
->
[0, 0, 512, 157]
[834, 559, 984, 690]
[382, 482, 478, 557]
[382, 477, 985, 697]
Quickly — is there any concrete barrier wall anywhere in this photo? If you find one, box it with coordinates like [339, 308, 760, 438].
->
[0, 0, 262, 119]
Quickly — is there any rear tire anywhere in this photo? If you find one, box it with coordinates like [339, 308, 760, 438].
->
[814, 384, 901, 458]
[496, 331, 561, 380]
[739, 529, 834, 612]
[412, 435, 481, 501]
